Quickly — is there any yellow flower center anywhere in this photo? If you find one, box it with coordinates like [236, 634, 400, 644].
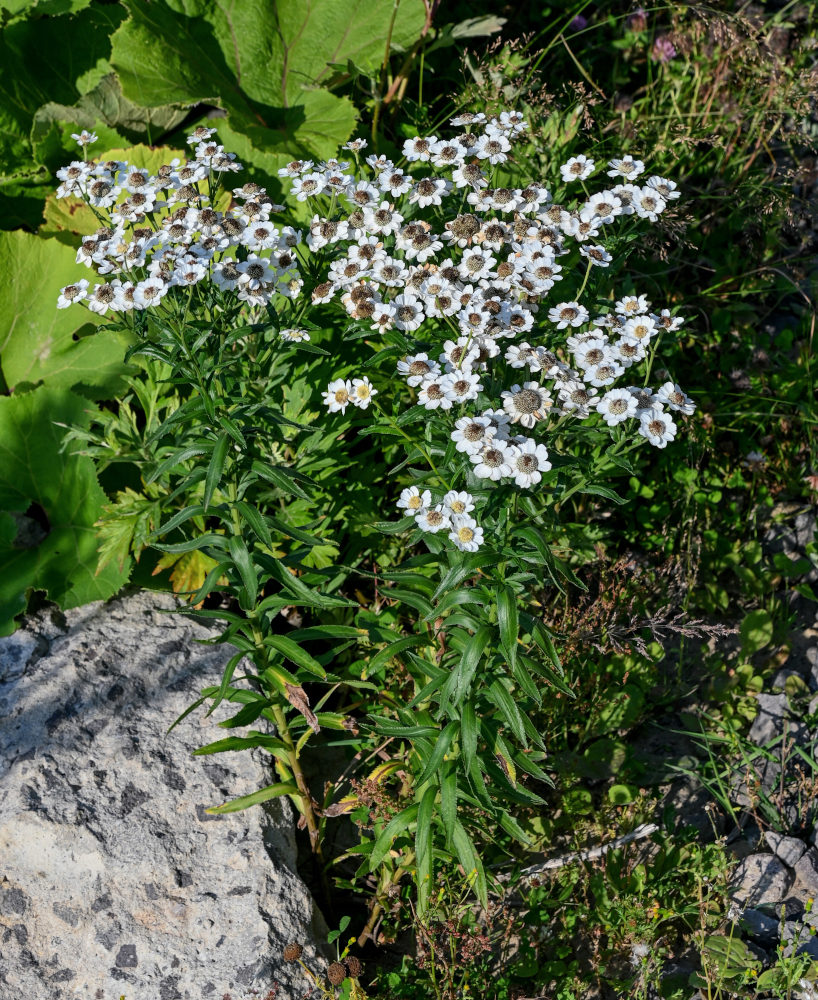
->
[334, 389, 349, 404]
[407, 495, 422, 509]
[451, 501, 466, 514]
[458, 526, 474, 543]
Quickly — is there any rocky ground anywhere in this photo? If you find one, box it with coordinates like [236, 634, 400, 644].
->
[0, 591, 327, 1000]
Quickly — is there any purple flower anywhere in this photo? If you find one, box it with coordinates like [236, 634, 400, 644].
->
[651, 35, 676, 63]
[570, 14, 588, 30]
[626, 8, 647, 31]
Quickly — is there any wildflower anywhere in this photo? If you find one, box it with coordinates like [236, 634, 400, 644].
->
[403, 136, 438, 162]
[449, 515, 484, 552]
[606, 155, 645, 180]
[279, 328, 311, 343]
[474, 132, 511, 164]
[57, 279, 89, 309]
[71, 130, 98, 147]
[416, 504, 451, 533]
[350, 376, 377, 409]
[470, 440, 513, 481]
[557, 378, 599, 417]
[451, 415, 494, 454]
[549, 301, 589, 329]
[322, 378, 353, 414]
[397, 486, 431, 516]
[418, 375, 454, 410]
[502, 383, 552, 428]
[508, 439, 551, 488]
[580, 244, 613, 267]
[742, 451, 768, 469]
[638, 408, 677, 447]
[560, 155, 595, 182]
[651, 36, 676, 62]
[597, 388, 637, 425]
[656, 381, 695, 415]
[443, 490, 475, 516]
[443, 371, 482, 404]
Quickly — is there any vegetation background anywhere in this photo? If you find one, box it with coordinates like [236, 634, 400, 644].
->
[0, 1, 816, 997]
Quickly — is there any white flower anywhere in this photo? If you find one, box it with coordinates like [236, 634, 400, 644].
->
[417, 504, 451, 533]
[133, 278, 168, 309]
[580, 244, 613, 267]
[345, 180, 380, 209]
[431, 138, 467, 168]
[57, 279, 89, 309]
[560, 155, 594, 181]
[639, 408, 677, 448]
[548, 301, 589, 329]
[612, 335, 646, 368]
[86, 179, 121, 207]
[397, 486, 431, 516]
[573, 337, 612, 371]
[645, 175, 680, 200]
[617, 294, 650, 315]
[443, 490, 475, 516]
[597, 388, 638, 425]
[451, 415, 494, 454]
[409, 177, 451, 208]
[71, 130, 97, 147]
[363, 201, 403, 236]
[442, 370, 482, 404]
[584, 360, 624, 387]
[629, 386, 659, 415]
[634, 188, 666, 221]
[606, 155, 645, 179]
[459, 247, 496, 281]
[451, 162, 489, 190]
[213, 258, 242, 291]
[87, 283, 118, 314]
[403, 136, 438, 162]
[656, 381, 695, 415]
[343, 137, 368, 151]
[474, 132, 511, 164]
[557, 378, 599, 417]
[398, 353, 441, 387]
[501, 382, 553, 428]
[653, 308, 685, 332]
[392, 293, 425, 332]
[449, 111, 487, 128]
[237, 255, 277, 290]
[350, 376, 378, 409]
[470, 440, 513, 480]
[280, 328, 311, 342]
[278, 158, 314, 177]
[418, 375, 454, 410]
[624, 315, 657, 342]
[378, 167, 412, 196]
[290, 172, 326, 201]
[322, 378, 353, 414]
[449, 515, 484, 552]
[508, 438, 551, 488]
[187, 125, 218, 146]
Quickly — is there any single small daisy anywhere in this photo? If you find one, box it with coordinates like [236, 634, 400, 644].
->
[606, 155, 645, 180]
[416, 504, 451, 533]
[322, 378, 353, 414]
[397, 486, 431, 516]
[57, 279, 89, 309]
[548, 301, 589, 329]
[501, 382, 553, 428]
[656, 381, 695, 415]
[639, 409, 677, 448]
[449, 515, 484, 552]
[470, 440, 514, 481]
[597, 388, 638, 426]
[350, 376, 378, 409]
[508, 439, 552, 488]
[559, 155, 595, 182]
[279, 328, 311, 342]
[443, 490, 475, 516]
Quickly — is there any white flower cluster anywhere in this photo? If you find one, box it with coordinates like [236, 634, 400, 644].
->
[397, 487, 482, 552]
[54, 114, 693, 558]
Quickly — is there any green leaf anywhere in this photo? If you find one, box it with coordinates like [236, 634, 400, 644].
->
[740, 609, 774, 654]
[497, 585, 519, 667]
[444, 625, 492, 707]
[461, 700, 478, 772]
[452, 819, 488, 907]
[206, 781, 300, 814]
[264, 634, 327, 679]
[488, 679, 527, 745]
[204, 432, 230, 511]
[0, 231, 131, 395]
[193, 733, 289, 756]
[227, 534, 258, 606]
[0, 386, 130, 635]
[415, 786, 436, 915]
[369, 803, 419, 871]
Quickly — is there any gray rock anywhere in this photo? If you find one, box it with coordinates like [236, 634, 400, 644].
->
[740, 907, 780, 946]
[765, 831, 808, 868]
[748, 693, 801, 746]
[729, 854, 792, 908]
[794, 847, 818, 895]
[0, 592, 326, 999]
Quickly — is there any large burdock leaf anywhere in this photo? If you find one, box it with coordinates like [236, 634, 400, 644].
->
[0, 230, 131, 396]
[0, 386, 130, 636]
[110, 0, 427, 171]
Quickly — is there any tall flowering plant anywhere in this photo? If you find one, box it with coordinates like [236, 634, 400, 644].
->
[55, 116, 694, 917]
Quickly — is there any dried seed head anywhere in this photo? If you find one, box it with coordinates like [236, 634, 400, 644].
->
[345, 956, 363, 978]
[327, 961, 346, 986]
[283, 942, 303, 962]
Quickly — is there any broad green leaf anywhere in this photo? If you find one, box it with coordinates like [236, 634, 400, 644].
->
[265, 634, 327, 679]
[0, 231, 131, 395]
[740, 609, 774, 654]
[0, 387, 130, 635]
